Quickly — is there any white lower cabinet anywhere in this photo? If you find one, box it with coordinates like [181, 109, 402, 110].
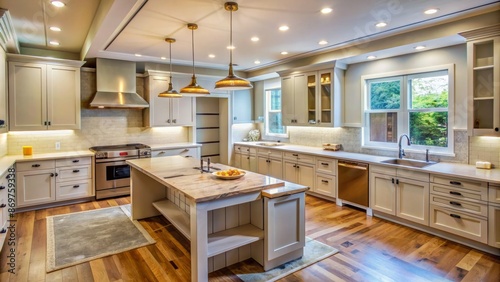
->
[488, 185, 500, 247]
[151, 147, 200, 159]
[17, 168, 56, 207]
[370, 166, 429, 226]
[313, 157, 336, 198]
[257, 157, 283, 179]
[233, 145, 257, 172]
[283, 161, 315, 189]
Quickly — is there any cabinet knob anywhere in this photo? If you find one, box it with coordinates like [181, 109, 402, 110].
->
[496, 127, 499, 132]
[167, 119, 171, 123]
[50, 173, 55, 177]
[0, 186, 5, 190]
[0, 204, 6, 208]
[172, 119, 177, 123]
[0, 228, 6, 234]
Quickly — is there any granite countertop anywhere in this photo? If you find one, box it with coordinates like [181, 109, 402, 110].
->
[235, 142, 500, 184]
[149, 143, 202, 150]
[127, 155, 308, 203]
[0, 150, 94, 177]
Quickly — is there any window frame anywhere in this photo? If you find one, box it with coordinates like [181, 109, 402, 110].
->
[361, 64, 455, 155]
[264, 87, 288, 138]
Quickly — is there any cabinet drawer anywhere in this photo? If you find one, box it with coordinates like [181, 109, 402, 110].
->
[283, 152, 314, 164]
[56, 179, 93, 201]
[316, 158, 336, 175]
[397, 169, 429, 182]
[430, 204, 487, 244]
[489, 185, 500, 203]
[430, 194, 488, 217]
[56, 157, 91, 167]
[16, 160, 55, 172]
[235, 146, 256, 155]
[152, 148, 198, 158]
[431, 175, 487, 192]
[370, 165, 397, 175]
[430, 183, 487, 202]
[56, 165, 91, 182]
[314, 174, 336, 198]
[257, 148, 283, 159]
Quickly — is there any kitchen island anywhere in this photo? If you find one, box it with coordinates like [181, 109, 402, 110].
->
[127, 156, 309, 281]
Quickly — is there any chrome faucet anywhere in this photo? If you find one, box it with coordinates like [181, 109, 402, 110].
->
[398, 134, 411, 159]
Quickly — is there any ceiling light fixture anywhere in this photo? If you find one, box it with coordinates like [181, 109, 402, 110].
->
[319, 40, 328, 45]
[254, 60, 260, 64]
[159, 38, 181, 98]
[251, 36, 259, 42]
[51, 1, 65, 7]
[375, 22, 387, 28]
[321, 8, 333, 14]
[424, 8, 439, 14]
[181, 23, 210, 95]
[215, 2, 253, 91]
[49, 41, 59, 46]
[281, 51, 288, 55]
[208, 54, 215, 58]
[50, 26, 61, 32]
[279, 25, 289, 31]
[367, 55, 377, 60]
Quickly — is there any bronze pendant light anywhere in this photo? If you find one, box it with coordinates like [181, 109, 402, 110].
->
[158, 38, 182, 98]
[180, 23, 210, 95]
[215, 2, 253, 90]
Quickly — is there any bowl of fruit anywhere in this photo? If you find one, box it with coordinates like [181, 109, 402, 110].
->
[212, 169, 246, 180]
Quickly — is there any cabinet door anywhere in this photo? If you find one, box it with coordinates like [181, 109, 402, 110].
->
[283, 161, 298, 183]
[233, 153, 242, 168]
[148, 76, 172, 126]
[293, 74, 308, 125]
[315, 173, 336, 198]
[488, 204, 500, 248]
[397, 178, 429, 225]
[281, 76, 295, 125]
[17, 169, 56, 207]
[268, 159, 283, 179]
[233, 89, 253, 123]
[297, 163, 315, 189]
[171, 97, 195, 126]
[318, 70, 333, 125]
[46, 65, 81, 129]
[257, 157, 269, 175]
[241, 155, 257, 172]
[370, 172, 396, 215]
[264, 193, 305, 265]
[8, 62, 47, 130]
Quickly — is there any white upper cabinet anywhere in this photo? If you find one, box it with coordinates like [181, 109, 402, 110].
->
[281, 73, 308, 125]
[460, 26, 500, 136]
[8, 55, 83, 131]
[232, 88, 254, 123]
[143, 70, 195, 127]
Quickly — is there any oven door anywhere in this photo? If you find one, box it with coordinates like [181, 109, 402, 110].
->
[95, 160, 131, 191]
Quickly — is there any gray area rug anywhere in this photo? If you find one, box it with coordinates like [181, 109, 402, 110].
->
[237, 237, 338, 282]
[46, 204, 155, 272]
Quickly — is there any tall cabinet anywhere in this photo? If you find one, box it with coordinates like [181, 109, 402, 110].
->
[7, 54, 84, 131]
[460, 25, 500, 136]
[279, 64, 343, 127]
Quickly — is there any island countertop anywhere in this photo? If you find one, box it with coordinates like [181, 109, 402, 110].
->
[127, 155, 306, 203]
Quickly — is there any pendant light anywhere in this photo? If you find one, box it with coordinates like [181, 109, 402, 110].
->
[158, 38, 182, 98]
[215, 2, 253, 90]
[180, 23, 210, 95]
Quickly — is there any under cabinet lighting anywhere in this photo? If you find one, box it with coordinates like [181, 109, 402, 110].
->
[135, 54, 142, 57]
[254, 60, 261, 64]
[49, 41, 59, 46]
[280, 51, 288, 55]
[367, 55, 377, 60]
[160, 57, 167, 60]
[50, 26, 61, 32]
[51, 1, 65, 7]
[424, 8, 439, 15]
[319, 40, 328, 45]
[414, 45, 426, 50]
[321, 8, 333, 14]
[375, 22, 387, 28]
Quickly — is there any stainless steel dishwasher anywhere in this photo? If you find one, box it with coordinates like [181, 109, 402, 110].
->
[338, 160, 369, 207]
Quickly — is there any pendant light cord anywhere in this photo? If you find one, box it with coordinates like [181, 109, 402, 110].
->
[191, 28, 196, 76]
[169, 41, 173, 80]
[229, 8, 233, 66]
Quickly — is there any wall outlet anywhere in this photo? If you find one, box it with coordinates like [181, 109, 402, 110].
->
[55, 141, 61, 150]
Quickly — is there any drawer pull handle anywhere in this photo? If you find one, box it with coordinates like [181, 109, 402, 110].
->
[72, 160, 80, 163]
[321, 180, 329, 183]
[0, 204, 6, 208]
[450, 214, 461, 219]
[0, 186, 5, 190]
[392, 178, 395, 184]
[292, 153, 299, 157]
[32, 164, 41, 167]
[321, 162, 329, 166]
[73, 170, 80, 173]
[449, 191, 462, 196]
[449, 201, 462, 206]
[449, 181, 462, 186]
[0, 228, 6, 234]
[73, 185, 80, 188]
[6, 175, 12, 179]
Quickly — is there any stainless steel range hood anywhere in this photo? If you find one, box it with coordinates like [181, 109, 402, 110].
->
[90, 58, 149, 109]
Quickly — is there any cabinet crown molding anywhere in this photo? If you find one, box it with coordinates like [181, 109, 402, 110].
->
[0, 9, 20, 54]
[459, 24, 500, 41]
[7, 54, 85, 67]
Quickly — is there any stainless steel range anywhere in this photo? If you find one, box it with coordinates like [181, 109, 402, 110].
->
[89, 143, 151, 199]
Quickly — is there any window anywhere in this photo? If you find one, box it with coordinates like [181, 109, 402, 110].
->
[265, 88, 287, 137]
[363, 66, 454, 154]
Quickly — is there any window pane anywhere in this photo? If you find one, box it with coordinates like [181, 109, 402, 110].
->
[369, 112, 398, 143]
[410, 74, 448, 109]
[409, 112, 448, 147]
[369, 80, 400, 110]
[268, 112, 285, 134]
[270, 89, 281, 111]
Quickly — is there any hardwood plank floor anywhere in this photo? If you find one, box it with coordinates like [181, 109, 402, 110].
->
[1, 195, 498, 281]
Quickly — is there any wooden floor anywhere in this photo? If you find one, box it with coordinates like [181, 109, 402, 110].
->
[1, 195, 499, 281]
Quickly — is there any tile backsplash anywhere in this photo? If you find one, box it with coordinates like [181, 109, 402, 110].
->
[469, 136, 500, 168]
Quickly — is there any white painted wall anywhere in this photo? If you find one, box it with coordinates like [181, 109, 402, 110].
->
[343, 44, 468, 129]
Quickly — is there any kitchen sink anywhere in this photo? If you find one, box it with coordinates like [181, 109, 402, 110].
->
[256, 142, 285, 146]
[380, 158, 437, 168]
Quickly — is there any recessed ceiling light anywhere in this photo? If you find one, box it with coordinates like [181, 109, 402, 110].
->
[375, 22, 387, 28]
[279, 25, 289, 31]
[51, 1, 65, 7]
[160, 57, 167, 60]
[318, 40, 328, 45]
[254, 60, 261, 64]
[321, 8, 333, 14]
[424, 8, 439, 15]
[227, 45, 235, 50]
[49, 26, 61, 32]
[367, 55, 377, 60]
[251, 36, 259, 42]
[49, 41, 59, 46]
[281, 51, 288, 55]
[208, 54, 215, 58]
[414, 45, 426, 50]
[135, 54, 142, 57]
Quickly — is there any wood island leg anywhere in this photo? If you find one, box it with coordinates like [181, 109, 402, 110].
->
[190, 201, 208, 282]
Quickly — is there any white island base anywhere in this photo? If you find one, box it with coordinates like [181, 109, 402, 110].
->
[128, 156, 308, 282]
